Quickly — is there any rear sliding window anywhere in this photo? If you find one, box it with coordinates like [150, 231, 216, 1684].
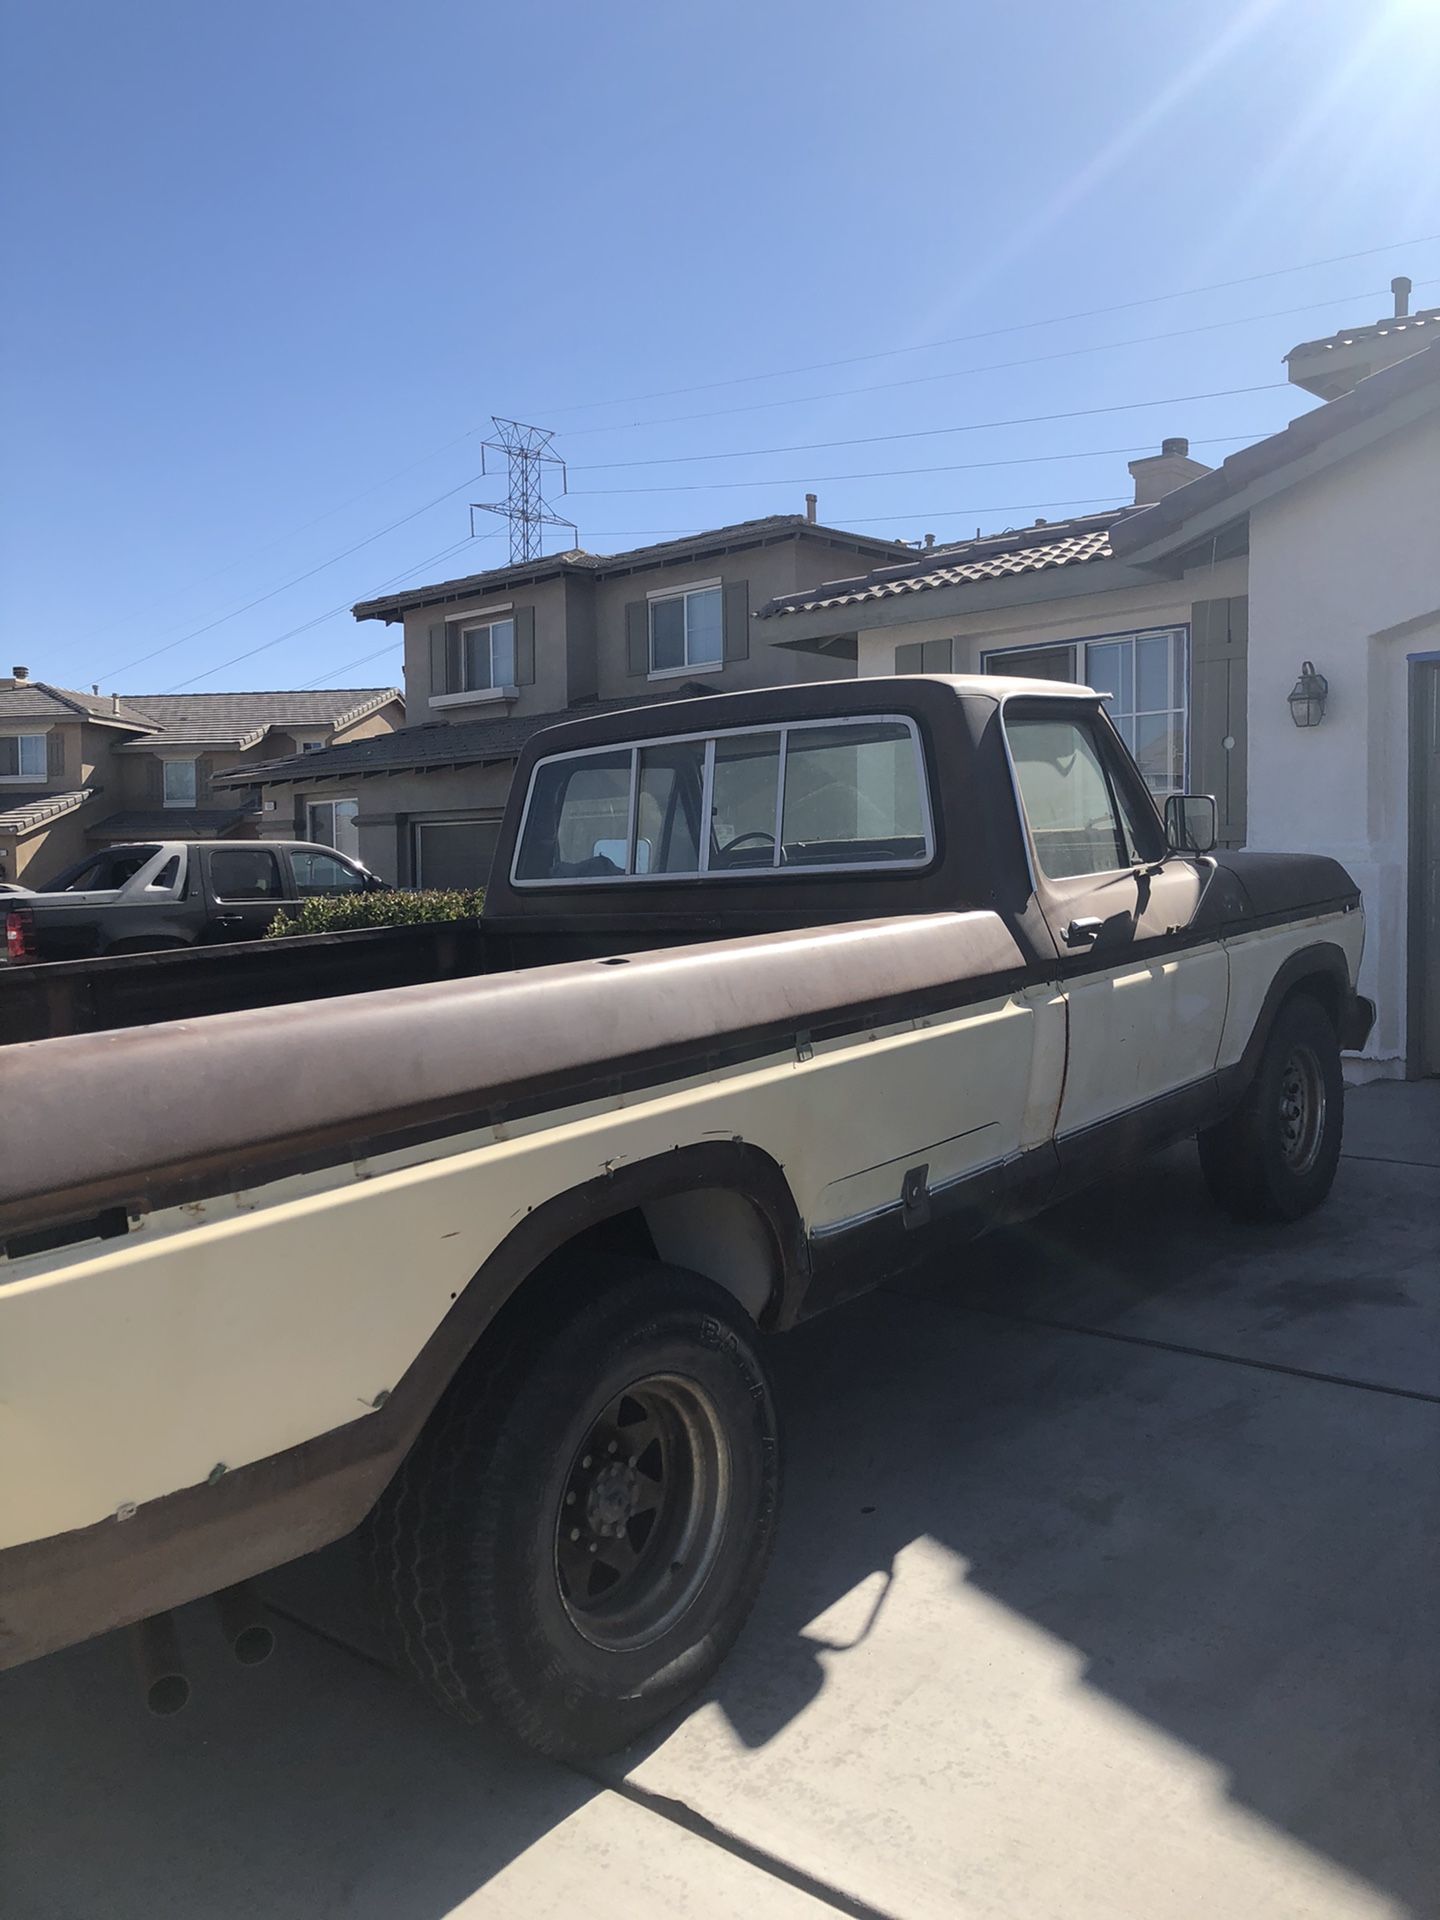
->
[513, 716, 932, 885]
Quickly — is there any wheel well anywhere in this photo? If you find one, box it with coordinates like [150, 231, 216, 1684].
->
[1282, 968, 1342, 1032]
[512, 1187, 784, 1329]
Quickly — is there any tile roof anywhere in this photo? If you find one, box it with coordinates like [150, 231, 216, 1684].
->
[115, 687, 401, 746]
[216, 684, 721, 786]
[1284, 307, 1438, 361]
[0, 787, 99, 834]
[352, 517, 912, 622]
[0, 682, 156, 727]
[89, 806, 261, 841]
[756, 509, 1137, 619]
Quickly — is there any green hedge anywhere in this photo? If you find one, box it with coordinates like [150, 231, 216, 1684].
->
[265, 888, 485, 939]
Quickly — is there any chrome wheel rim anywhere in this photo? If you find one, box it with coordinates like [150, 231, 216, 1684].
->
[555, 1373, 731, 1652]
[1278, 1043, 1326, 1174]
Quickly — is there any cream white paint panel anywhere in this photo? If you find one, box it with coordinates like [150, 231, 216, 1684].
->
[0, 985, 1052, 1551]
[1217, 910, 1364, 1069]
[1058, 946, 1229, 1138]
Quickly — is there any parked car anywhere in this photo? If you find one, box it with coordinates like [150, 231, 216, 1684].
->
[1, 839, 386, 964]
[0, 675, 1372, 1757]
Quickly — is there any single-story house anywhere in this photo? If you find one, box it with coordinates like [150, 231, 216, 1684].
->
[759, 296, 1440, 1080]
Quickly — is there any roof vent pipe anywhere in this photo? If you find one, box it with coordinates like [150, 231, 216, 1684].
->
[923, 532, 935, 549]
[11, 665, 29, 681]
[112, 693, 121, 715]
[804, 492, 817, 524]
[1392, 275, 1412, 319]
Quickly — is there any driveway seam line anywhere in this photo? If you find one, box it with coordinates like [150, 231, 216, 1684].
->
[1340, 1151, 1440, 1169]
[948, 1302, 1440, 1405]
[263, 1600, 907, 1918]
[580, 1772, 907, 1920]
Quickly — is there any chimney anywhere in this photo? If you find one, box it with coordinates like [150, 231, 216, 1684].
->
[1393, 275, 1412, 319]
[1128, 436, 1212, 506]
[11, 665, 29, 681]
[804, 492, 817, 524]
[923, 532, 936, 550]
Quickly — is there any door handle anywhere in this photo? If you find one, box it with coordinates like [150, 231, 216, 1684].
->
[1064, 917, 1104, 947]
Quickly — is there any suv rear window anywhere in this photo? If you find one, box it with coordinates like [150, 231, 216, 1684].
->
[514, 716, 932, 885]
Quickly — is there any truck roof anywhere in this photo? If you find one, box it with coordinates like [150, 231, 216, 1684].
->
[514, 672, 1101, 763]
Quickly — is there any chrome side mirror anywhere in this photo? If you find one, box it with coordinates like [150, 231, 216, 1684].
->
[1164, 793, 1217, 854]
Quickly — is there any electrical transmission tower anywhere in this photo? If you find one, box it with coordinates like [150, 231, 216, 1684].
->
[470, 417, 576, 562]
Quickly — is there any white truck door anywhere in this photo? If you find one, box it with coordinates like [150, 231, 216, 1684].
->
[1004, 702, 1229, 1139]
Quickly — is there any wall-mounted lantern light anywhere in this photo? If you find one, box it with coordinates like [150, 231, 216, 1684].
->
[1287, 660, 1329, 728]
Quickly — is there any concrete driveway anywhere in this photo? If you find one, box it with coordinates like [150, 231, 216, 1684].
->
[4, 1083, 1437, 1919]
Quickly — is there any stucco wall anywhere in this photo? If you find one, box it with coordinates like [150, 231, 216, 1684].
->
[353, 762, 513, 884]
[401, 577, 570, 720]
[591, 541, 853, 701]
[7, 808, 93, 887]
[1246, 410, 1440, 1076]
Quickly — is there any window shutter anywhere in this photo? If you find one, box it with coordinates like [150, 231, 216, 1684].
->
[921, 638, 953, 674]
[428, 623, 448, 698]
[626, 601, 649, 676]
[46, 730, 65, 780]
[722, 580, 750, 663]
[1189, 597, 1248, 848]
[514, 607, 536, 686]
[895, 642, 924, 674]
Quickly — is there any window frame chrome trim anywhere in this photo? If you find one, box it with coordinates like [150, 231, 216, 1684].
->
[510, 712, 936, 890]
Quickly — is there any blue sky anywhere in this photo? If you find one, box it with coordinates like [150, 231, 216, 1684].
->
[3, 0, 1439, 698]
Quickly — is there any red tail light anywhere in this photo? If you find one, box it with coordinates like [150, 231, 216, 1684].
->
[5, 906, 35, 962]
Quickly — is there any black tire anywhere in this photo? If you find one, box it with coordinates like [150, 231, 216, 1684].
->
[366, 1260, 781, 1758]
[1198, 992, 1344, 1222]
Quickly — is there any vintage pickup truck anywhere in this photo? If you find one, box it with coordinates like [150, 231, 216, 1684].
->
[0, 675, 1373, 1756]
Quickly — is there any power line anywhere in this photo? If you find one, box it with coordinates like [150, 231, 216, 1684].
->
[554, 278, 1438, 442]
[538, 233, 1440, 416]
[565, 383, 1293, 475]
[158, 536, 491, 693]
[300, 640, 406, 690]
[567, 428, 1265, 497]
[86, 428, 478, 647]
[99, 475, 486, 683]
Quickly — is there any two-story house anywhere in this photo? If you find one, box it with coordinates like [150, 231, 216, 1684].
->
[0, 678, 403, 887]
[221, 512, 913, 890]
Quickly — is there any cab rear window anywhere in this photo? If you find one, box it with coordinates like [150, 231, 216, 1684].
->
[513, 716, 932, 885]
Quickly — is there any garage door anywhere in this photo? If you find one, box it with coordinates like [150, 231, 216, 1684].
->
[413, 817, 501, 890]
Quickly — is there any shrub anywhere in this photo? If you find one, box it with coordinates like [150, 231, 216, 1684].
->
[265, 888, 485, 939]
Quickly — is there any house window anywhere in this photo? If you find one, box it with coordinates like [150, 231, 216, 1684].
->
[0, 734, 46, 780]
[412, 817, 502, 890]
[306, 798, 359, 858]
[162, 758, 198, 807]
[982, 628, 1188, 795]
[513, 715, 932, 885]
[649, 585, 723, 674]
[459, 617, 516, 692]
[301, 740, 327, 754]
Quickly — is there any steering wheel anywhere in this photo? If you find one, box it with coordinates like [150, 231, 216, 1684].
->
[717, 830, 777, 857]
